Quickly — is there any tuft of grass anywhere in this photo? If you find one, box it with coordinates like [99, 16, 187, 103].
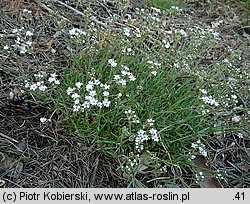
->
[146, 0, 184, 10]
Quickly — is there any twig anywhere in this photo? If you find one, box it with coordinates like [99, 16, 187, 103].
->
[0, 132, 18, 143]
[31, 0, 70, 22]
[52, 0, 107, 27]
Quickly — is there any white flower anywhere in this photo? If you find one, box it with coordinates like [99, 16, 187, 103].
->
[94, 79, 101, 85]
[54, 79, 60, 85]
[34, 72, 44, 78]
[232, 116, 241, 123]
[12, 28, 18, 34]
[69, 28, 86, 37]
[128, 74, 136, 81]
[66, 87, 75, 95]
[20, 45, 27, 54]
[89, 90, 97, 97]
[3, 45, 9, 50]
[40, 117, 47, 123]
[127, 48, 132, 52]
[125, 109, 132, 115]
[48, 73, 60, 84]
[74, 98, 80, 105]
[164, 41, 170, 49]
[103, 84, 110, 90]
[26, 41, 32, 46]
[30, 84, 38, 91]
[25, 82, 30, 88]
[119, 79, 127, 86]
[191, 155, 196, 160]
[102, 98, 111, 107]
[23, 9, 32, 13]
[103, 91, 109, 97]
[114, 74, 120, 80]
[108, 59, 117, 67]
[151, 71, 157, 76]
[137, 129, 149, 142]
[135, 28, 141, 38]
[82, 101, 90, 109]
[86, 82, 94, 91]
[154, 62, 161, 66]
[178, 29, 187, 37]
[26, 31, 33, 36]
[147, 118, 155, 126]
[149, 128, 159, 142]
[231, 95, 237, 99]
[39, 85, 47, 91]
[69, 28, 76, 35]
[48, 77, 54, 83]
[121, 70, 128, 76]
[37, 81, 43, 86]
[132, 118, 140, 124]
[89, 97, 98, 105]
[201, 96, 219, 106]
[121, 65, 129, 70]
[199, 89, 208, 95]
[237, 133, 243, 138]
[75, 82, 83, 89]
[124, 27, 131, 37]
[50, 73, 58, 78]
[71, 93, 80, 99]
[97, 102, 103, 108]
[73, 105, 81, 112]
[191, 143, 198, 148]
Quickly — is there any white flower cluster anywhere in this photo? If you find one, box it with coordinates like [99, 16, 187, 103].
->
[4, 27, 33, 54]
[40, 117, 51, 124]
[113, 65, 136, 86]
[176, 29, 187, 37]
[124, 108, 140, 124]
[201, 95, 219, 107]
[48, 73, 60, 85]
[67, 78, 111, 113]
[188, 152, 196, 161]
[23, 9, 32, 14]
[147, 60, 161, 76]
[122, 47, 134, 56]
[191, 139, 207, 157]
[123, 27, 131, 37]
[121, 154, 140, 174]
[200, 89, 219, 107]
[25, 72, 59, 92]
[159, 165, 168, 173]
[195, 172, 204, 183]
[69, 28, 87, 38]
[162, 39, 171, 49]
[188, 26, 220, 41]
[135, 118, 160, 152]
[220, 93, 238, 108]
[108, 58, 117, 67]
[135, 129, 149, 152]
[215, 170, 226, 180]
[135, 28, 142, 38]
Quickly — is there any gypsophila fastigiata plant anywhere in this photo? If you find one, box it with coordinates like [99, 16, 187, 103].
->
[21, 1, 249, 187]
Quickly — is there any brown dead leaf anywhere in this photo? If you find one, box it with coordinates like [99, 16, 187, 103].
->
[194, 155, 222, 188]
